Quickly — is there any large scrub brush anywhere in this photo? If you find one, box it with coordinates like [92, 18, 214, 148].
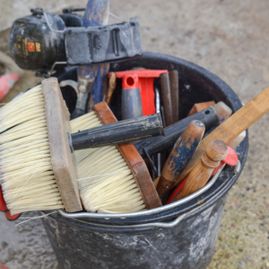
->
[71, 102, 162, 213]
[0, 78, 163, 215]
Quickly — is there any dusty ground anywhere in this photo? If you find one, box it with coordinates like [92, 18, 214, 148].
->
[0, 0, 269, 268]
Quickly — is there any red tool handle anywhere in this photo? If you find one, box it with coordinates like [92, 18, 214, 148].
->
[0, 186, 20, 221]
[0, 73, 20, 101]
[167, 145, 239, 203]
[114, 69, 168, 116]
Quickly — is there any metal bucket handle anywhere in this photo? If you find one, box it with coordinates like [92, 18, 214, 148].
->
[59, 161, 241, 228]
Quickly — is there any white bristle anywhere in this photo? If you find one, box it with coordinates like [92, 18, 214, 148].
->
[0, 85, 64, 214]
[71, 112, 146, 213]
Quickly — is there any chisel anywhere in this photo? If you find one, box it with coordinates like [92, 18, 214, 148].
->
[156, 120, 205, 200]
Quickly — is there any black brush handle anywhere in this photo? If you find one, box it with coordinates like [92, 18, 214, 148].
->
[135, 103, 230, 156]
[71, 114, 163, 150]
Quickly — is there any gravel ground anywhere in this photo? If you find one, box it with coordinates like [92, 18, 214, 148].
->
[0, 0, 269, 268]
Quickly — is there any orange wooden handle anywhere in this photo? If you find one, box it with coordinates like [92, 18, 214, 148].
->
[157, 120, 205, 198]
[178, 87, 269, 181]
[174, 140, 228, 200]
[94, 102, 162, 209]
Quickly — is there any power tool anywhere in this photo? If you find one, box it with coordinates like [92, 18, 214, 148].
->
[9, 8, 142, 75]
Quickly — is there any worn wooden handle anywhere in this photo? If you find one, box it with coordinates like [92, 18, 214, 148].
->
[174, 140, 228, 200]
[160, 73, 174, 126]
[105, 72, 117, 104]
[169, 70, 180, 122]
[42, 78, 82, 212]
[93, 102, 162, 209]
[157, 120, 205, 198]
[178, 87, 269, 180]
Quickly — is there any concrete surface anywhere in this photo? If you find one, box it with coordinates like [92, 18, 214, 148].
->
[0, 0, 269, 268]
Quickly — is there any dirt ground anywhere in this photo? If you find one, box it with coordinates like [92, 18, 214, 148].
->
[0, 0, 269, 268]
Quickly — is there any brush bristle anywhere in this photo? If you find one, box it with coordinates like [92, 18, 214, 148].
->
[71, 112, 146, 213]
[0, 86, 63, 214]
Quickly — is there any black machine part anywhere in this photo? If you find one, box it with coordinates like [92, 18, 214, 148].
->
[9, 9, 66, 71]
[135, 104, 227, 157]
[135, 104, 230, 177]
[9, 8, 142, 73]
[65, 20, 141, 65]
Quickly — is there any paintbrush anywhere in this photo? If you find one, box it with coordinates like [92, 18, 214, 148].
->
[0, 77, 163, 215]
[71, 103, 162, 213]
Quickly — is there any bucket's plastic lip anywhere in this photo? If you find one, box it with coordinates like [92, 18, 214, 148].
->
[60, 162, 241, 221]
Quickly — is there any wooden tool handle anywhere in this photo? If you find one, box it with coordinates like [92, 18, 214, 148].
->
[174, 140, 228, 200]
[169, 70, 179, 122]
[203, 88, 269, 145]
[93, 102, 162, 209]
[157, 120, 205, 198]
[105, 72, 117, 104]
[178, 87, 269, 181]
[42, 78, 82, 212]
[160, 73, 174, 126]
[188, 101, 216, 115]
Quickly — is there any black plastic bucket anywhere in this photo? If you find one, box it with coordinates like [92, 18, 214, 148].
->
[43, 52, 248, 269]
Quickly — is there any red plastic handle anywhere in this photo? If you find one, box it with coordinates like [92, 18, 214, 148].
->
[114, 69, 168, 115]
[0, 262, 9, 269]
[0, 186, 20, 221]
[0, 73, 20, 101]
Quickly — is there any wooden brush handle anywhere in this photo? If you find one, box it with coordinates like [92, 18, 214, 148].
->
[157, 120, 205, 198]
[179, 87, 269, 180]
[105, 72, 117, 104]
[174, 140, 228, 200]
[188, 101, 216, 115]
[202, 88, 269, 145]
[42, 78, 82, 212]
[93, 102, 162, 209]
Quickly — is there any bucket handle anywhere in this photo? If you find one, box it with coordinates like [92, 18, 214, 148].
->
[59, 210, 187, 229]
[59, 161, 241, 227]
[131, 213, 187, 228]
